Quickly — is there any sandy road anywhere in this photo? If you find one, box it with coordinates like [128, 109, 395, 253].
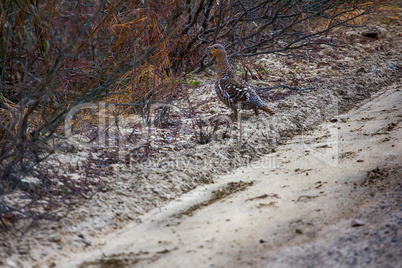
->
[57, 81, 401, 268]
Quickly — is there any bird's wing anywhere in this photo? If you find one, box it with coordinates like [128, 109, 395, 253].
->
[217, 79, 249, 104]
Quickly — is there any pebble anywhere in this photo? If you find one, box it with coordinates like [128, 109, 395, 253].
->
[48, 236, 61, 243]
[295, 228, 303, 234]
[351, 219, 365, 227]
[6, 260, 17, 267]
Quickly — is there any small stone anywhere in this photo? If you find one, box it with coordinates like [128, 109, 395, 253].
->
[295, 228, 303, 234]
[17, 244, 30, 255]
[48, 236, 61, 243]
[259, 239, 265, 243]
[20, 176, 41, 191]
[355, 67, 366, 74]
[351, 219, 365, 227]
[6, 260, 17, 267]
[362, 32, 379, 39]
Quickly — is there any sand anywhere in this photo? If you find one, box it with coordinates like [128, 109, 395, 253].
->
[55, 80, 402, 268]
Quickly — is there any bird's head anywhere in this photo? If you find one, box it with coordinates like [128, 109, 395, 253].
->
[208, 44, 226, 58]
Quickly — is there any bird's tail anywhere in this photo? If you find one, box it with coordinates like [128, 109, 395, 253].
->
[260, 105, 275, 115]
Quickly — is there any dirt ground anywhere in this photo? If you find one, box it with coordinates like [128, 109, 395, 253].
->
[1, 8, 401, 268]
[59, 82, 401, 268]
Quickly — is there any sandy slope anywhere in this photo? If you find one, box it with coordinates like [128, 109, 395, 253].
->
[1, 11, 401, 268]
[55, 80, 401, 267]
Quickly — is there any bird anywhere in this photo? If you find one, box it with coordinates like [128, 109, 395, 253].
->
[208, 44, 275, 119]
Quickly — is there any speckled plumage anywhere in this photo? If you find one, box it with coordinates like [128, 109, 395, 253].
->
[209, 44, 275, 118]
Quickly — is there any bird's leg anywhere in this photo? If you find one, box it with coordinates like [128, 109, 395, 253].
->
[253, 109, 260, 116]
[231, 108, 239, 122]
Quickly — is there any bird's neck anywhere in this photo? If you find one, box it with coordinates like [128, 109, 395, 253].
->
[216, 54, 233, 79]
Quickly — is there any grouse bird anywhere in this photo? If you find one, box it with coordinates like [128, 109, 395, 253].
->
[208, 44, 275, 119]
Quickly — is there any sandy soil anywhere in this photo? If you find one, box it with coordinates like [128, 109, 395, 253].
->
[1, 10, 401, 268]
[56, 81, 401, 268]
